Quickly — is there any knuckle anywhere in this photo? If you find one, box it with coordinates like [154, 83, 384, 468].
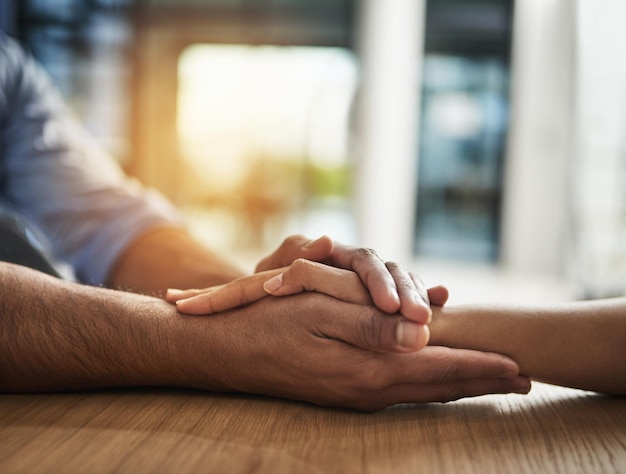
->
[202, 295, 216, 314]
[395, 279, 414, 292]
[288, 258, 313, 280]
[284, 234, 306, 249]
[354, 308, 392, 351]
[351, 248, 383, 278]
[363, 362, 390, 392]
[410, 271, 425, 286]
[291, 258, 312, 271]
[355, 309, 384, 349]
[356, 247, 380, 260]
[385, 262, 414, 289]
[441, 383, 468, 403]
[347, 358, 389, 391]
[234, 280, 248, 305]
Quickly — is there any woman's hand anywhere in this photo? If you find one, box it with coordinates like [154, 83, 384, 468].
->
[166, 257, 447, 326]
[167, 260, 367, 312]
[166, 235, 448, 322]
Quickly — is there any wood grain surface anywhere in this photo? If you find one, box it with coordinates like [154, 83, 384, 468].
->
[1, 383, 624, 473]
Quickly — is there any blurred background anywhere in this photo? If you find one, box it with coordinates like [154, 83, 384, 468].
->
[2, 0, 625, 304]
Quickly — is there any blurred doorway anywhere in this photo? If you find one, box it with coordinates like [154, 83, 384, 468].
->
[414, 0, 514, 261]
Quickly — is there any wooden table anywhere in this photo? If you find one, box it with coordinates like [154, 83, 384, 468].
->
[1, 383, 624, 473]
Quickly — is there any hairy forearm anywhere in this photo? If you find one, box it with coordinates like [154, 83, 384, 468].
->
[429, 299, 626, 394]
[107, 227, 245, 297]
[0, 262, 220, 392]
[0, 262, 532, 408]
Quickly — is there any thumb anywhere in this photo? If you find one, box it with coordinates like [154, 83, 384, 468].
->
[427, 285, 449, 306]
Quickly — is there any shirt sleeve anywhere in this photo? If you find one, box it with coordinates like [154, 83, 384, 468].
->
[0, 33, 185, 286]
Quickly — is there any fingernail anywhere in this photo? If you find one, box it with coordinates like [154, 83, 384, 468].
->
[167, 288, 184, 297]
[175, 295, 200, 312]
[396, 321, 422, 349]
[263, 274, 284, 293]
[304, 236, 325, 248]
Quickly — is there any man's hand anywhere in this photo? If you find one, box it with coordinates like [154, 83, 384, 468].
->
[256, 235, 449, 320]
[182, 293, 530, 410]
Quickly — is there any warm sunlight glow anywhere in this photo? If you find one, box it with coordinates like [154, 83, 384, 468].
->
[177, 44, 359, 256]
[178, 44, 357, 193]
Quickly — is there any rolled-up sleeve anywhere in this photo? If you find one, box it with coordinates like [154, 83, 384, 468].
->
[0, 34, 184, 285]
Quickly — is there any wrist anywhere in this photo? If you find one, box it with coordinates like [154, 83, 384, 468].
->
[428, 305, 456, 346]
[160, 304, 232, 391]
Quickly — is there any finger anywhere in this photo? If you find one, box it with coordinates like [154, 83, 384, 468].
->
[255, 235, 334, 272]
[176, 268, 284, 314]
[325, 245, 401, 314]
[427, 285, 449, 306]
[319, 303, 430, 353]
[356, 376, 531, 410]
[416, 375, 532, 402]
[165, 287, 217, 303]
[396, 375, 531, 403]
[388, 346, 521, 385]
[385, 262, 431, 324]
[263, 259, 373, 306]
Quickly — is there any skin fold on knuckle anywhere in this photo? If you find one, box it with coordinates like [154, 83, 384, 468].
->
[354, 308, 394, 351]
[232, 280, 249, 307]
[290, 258, 313, 274]
[396, 278, 416, 294]
[197, 293, 218, 314]
[434, 348, 464, 385]
[386, 263, 411, 286]
[284, 258, 312, 290]
[410, 273, 430, 302]
[352, 248, 381, 271]
[285, 234, 306, 252]
[384, 261, 403, 274]
[352, 250, 391, 296]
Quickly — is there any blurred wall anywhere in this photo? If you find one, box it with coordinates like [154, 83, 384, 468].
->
[355, 0, 424, 263]
[500, 0, 575, 275]
[568, 0, 626, 297]
[502, 0, 626, 295]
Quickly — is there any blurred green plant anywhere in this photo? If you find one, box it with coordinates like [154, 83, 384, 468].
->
[305, 163, 351, 198]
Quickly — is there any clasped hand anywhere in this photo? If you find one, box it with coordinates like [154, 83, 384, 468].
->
[165, 235, 529, 409]
[167, 235, 446, 351]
